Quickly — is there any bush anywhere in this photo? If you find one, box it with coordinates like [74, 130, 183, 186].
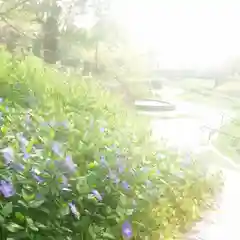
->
[0, 49, 220, 239]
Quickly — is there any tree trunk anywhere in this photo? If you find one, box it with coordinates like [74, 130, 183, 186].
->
[43, 16, 59, 64]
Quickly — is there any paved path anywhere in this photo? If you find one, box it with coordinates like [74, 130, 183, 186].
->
[185, 137, 240, 240]
[148, 100, 239, 240]
[186, 166, 240, 240]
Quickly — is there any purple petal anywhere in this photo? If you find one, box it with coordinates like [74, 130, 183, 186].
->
[92, 189, 103, 201]
[16, 133, 28, 146]
[61, 175, 68, 188]
[23, 152, 30, 160]
[2, 147, 14, 165]
[100, 155, 107, 166]
[11, 162, 25, 172]
[122, 221, 133, 239]
[0, 180, 15, 198]
[31, 171, 44, 183]
[108, 170, 120, 184]
[65, 155, 76, 173]
[122, 181, 130, 190]
[52, 142, 63, 157]
[118, 164, 125, 174]
[100, 127, 105, 133]
[69, 201, 80, 218]
[61, 121, 68, 128]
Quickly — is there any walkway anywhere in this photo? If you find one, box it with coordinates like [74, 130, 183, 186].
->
[147, 99, 239, 239]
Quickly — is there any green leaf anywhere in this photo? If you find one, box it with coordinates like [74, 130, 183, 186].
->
[102, 233, 116, 239]
[29, 200, 44, 208]
[88, 225, 96, 239]
[15, 212, 25, 222]
[35, 222, 47, 230]
[0, 214, 4, 223]
[26, 217, 39, 231]
[119, 195, 127, 206]
[60, 205, 70, 216]
[22, 189, 35, 202]
[17, 200, 28, 208]
[28, 224, 39, 232]
[2, 202, 13, 217]
[6, 222, 24, 232]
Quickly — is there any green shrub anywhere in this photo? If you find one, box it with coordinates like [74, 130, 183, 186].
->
[0, 49, 220, 239]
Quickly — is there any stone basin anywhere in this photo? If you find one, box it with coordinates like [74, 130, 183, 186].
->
[134, 99, 175, 111]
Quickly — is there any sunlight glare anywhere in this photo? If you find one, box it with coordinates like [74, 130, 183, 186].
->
[111, 0, 240, 70]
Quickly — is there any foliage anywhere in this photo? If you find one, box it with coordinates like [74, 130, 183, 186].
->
[0, 0, 152, 80]
[213, 118, 240, 163]
[0, 49, 220, 239]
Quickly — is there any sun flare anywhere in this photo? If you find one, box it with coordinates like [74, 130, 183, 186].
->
[111, 0, 240, 70]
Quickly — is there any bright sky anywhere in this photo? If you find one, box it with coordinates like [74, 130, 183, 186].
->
[110, 0, 240, 70]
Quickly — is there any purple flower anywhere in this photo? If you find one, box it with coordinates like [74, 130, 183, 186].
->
[108, 170, 120, 184]
[61, 121, 68, 129]
[55, 155, 77, 174]
[23, 151, 30, 160]
[61, 175, 68, 188]
[65, 155, 76, 173]
[118, 164, 125, 174]
[122, 221, 133, 239]
[100, 155, 107, 166]
[2, 147, 14, 165]
[16, 133, 28, 146]
[31, 171, 44, 183]
[11, 162, 25, 172]
[69, 201, 80, 219]
[100, 127, 105, 133]
[52, 142, 63, 157]
[0, 180, 15, 198]
[92, 189, 103, 201]
[122, 181, 130, 190]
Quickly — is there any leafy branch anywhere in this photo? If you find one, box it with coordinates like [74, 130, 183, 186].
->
[0, 16, 28, 37]
[0, 0, 30, 16]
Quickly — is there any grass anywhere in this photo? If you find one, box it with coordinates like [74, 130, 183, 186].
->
[213, 119, 240, 163]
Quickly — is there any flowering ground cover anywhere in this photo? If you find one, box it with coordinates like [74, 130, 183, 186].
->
[0, 50, 220, 239]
